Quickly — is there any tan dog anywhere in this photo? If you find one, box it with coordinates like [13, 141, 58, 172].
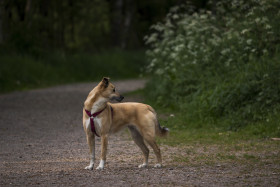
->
[83, 77, 169, 170]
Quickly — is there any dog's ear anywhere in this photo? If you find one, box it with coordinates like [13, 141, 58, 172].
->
[102, 77, 110, 88]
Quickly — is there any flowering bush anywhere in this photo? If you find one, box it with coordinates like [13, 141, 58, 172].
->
[145, 0, 280, 129]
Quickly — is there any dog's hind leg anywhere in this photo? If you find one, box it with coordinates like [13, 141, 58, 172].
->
[128, 126, 149, 168]
[144, 136, 162, 168]
[85, 133, 95, 170]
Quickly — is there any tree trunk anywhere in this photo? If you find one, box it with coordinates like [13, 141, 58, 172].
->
[24, 0, 32, 27]
[0, 0, 3, 44]
[110, 0, 123, 47]
[121, 0, 135, 49]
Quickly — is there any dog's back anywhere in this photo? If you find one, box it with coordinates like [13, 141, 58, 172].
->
[110, 102, 169, 137]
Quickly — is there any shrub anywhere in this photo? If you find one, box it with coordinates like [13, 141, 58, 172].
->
[145, 0, 280, 129]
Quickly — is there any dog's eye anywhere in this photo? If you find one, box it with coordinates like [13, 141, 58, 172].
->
[113, 88, 115, 92]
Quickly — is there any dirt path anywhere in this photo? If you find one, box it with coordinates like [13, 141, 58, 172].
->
[0, 79, 279, 186]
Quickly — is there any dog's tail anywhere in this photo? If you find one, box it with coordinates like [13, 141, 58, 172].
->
[157, 121, 169, 137]
[147, 105, 169, 137]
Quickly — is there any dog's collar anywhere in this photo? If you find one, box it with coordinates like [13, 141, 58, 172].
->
[85, 107, 107, 119]
[85, 106, 113, 137]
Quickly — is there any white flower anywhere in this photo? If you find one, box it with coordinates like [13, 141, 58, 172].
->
[255, 18, 261, 23]
[246, 39, 253, 45]
[145, 33, 158, 44]
[200, 14, 208, 19]
[265, 24, 272, 30]
[262, 49, 268, 54]
[241, 29, 249, 34]
[170, 53, 177, 59]
[172, 14, 179, 19]
[221, 48, 230, 55]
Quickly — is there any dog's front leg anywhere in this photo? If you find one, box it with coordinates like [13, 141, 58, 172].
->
[85, 133, 95, 170]
[96, 135, 108, 170]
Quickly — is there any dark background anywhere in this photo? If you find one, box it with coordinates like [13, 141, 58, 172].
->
[0, 0, 210, 54]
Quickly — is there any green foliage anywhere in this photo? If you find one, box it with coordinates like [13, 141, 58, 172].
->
[1, 0, 110, 53]
[0, 50, 146, 93]
[144, 0, 280, 130]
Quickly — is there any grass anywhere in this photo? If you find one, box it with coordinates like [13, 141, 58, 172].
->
[157, 110, 279, 166]
[0, 49, 146, 93]
[163, 127, 280, 167]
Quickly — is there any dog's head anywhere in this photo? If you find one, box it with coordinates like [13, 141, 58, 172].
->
[85, 77, 124, 108]
[98, 77, 124, 102]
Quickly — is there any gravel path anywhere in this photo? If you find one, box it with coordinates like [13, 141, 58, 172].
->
[0, 79, 279, 186]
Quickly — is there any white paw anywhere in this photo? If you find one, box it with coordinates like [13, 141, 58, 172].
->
[154, 163, 162, 168]
[96, 160, 105, 170]
[138, 163, 147, 168]
[85, 165, 93, 170]
[96, 166, 104, 170]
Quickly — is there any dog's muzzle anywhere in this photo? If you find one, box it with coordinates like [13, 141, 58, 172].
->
[115, 95, 124, 102]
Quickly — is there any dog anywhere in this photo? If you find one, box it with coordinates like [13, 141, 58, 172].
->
[83, 77, 169, 170]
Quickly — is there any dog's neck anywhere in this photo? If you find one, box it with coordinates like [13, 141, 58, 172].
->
[90, 97, 108, 114]
[84, 93, 108, 114]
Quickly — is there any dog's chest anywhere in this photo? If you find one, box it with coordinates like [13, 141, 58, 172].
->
[85, 117, 102, 131]
[94, 117, 102, 129]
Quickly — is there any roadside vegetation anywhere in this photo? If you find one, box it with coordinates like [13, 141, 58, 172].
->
[0, 50, 146, 93]
[144, 0, 280, 135]
[0, 0, 174, 93]
[143, 0, 280, 166]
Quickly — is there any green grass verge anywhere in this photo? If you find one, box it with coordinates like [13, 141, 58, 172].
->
[160, 111, 280, 166]
[156, 112, 280, 146]
[0, 49, 146, 93]
[159, 111, 280, 166]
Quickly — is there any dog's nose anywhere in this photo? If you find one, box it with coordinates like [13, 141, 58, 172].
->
[115, 95, 124, 102]
[120, 95, 124, 101]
